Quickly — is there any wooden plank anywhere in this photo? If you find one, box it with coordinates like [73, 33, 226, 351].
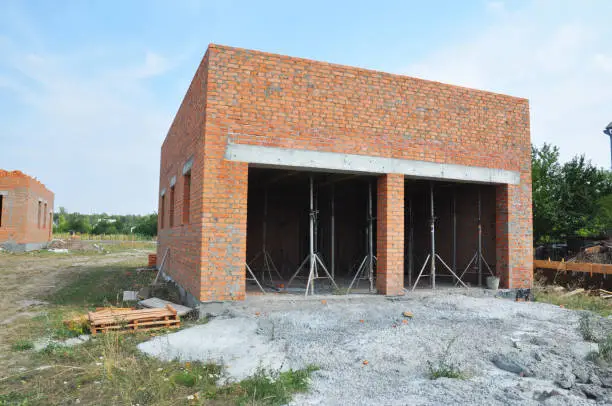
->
[92, 319, 179, 330]
[89, 308, 171, 318]
[90, 313, 176, 325]
[533, 260, 612, 275]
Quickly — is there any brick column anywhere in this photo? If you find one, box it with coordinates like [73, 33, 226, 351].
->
[200, 157, 249, 301]
[495, 178, 533, 289]
[376, 173, 404, 295]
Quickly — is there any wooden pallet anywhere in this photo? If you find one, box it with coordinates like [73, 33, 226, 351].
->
[88, 304, 180, 335]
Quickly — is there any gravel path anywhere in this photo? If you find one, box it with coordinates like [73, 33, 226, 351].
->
[140, 290, 612, 405]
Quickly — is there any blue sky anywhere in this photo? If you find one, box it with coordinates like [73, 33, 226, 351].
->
[1, 0, 611, 214]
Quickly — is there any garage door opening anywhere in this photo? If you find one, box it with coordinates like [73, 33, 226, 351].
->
[405, 179, 497, 289]
[246, 167, 378, 295]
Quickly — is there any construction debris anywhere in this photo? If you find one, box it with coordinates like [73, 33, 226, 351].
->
[48, 248, 69, 253]
[123, 291, 138, 301]
[88, 305, 180, 335]
[563, 288, 585, 297]
[138, 297, 193, 317]
[598, 289, 612, 299]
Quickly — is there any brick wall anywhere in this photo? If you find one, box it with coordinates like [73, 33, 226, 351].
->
[159, 44, 533, 301]
[0, 170, 54, 249]
[157, 52, 210, 300]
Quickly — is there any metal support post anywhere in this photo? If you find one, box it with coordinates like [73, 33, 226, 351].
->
[246, 263, 266, 293]
[408, 197, 414, 288]
[477, 188, 483, 287]
[452, 188, 457, 274]
[248, 188, 283, 284]
[287, 176, 338, 296]
[331, 184, 335, 279]
[348, 181, 377, 292]
[412, 182, 468, 290]
[457, 186, 495, 285]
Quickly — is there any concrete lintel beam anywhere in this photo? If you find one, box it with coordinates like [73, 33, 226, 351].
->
[225, 143, 520, 185]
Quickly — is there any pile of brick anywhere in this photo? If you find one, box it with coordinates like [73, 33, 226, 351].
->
[148, 253, 157, 268]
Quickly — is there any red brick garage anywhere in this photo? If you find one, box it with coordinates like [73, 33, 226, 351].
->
[157, 44, 532, 303]
[0, 170, 54, 252]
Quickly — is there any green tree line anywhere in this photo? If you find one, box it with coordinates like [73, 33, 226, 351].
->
[53, 208, 157, 237]
[532, 143, 612, 243]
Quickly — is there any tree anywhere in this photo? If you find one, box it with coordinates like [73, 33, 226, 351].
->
[134, 214, 158, 237]
[532, 143, 612, 242]
[68, 213, 92, 234]
[532, 143, 562, 242]
[557, 156, 612, 238]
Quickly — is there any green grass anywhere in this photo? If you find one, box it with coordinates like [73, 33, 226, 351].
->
[235, 366, 319, 406]
[3, 329, 317, 405]
[579, 313, 599, 342]
[45, 264, 154, 307]
[10, 339, 34, 352]
[3, 257, 317, 405]
[598, 334, 612, 362]
[426, 336, 466, 380]
[426, 360, 466, 380]
[535, 291, 612, 317]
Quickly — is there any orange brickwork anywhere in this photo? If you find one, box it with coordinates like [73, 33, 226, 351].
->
[158, 44, 533, 302]
[0, 170, 54, 251]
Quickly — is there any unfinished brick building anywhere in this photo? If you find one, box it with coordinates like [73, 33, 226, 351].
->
[0, 170, 54, 252]
[158, 44, 532, 304]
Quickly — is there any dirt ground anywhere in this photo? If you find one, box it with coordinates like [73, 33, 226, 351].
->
[2, 249, 612, 405]
[0, 248, 150, 372]
[0, 246, 316, 405]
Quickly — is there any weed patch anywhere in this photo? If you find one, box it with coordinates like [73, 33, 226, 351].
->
[426, 336, 466, 380]
[535, 291, 612, 317]
[579, 313, 599, 342]
[598, 334, 612, 362]
[426, 360, 466, 380]
[10, 340, 34, 352]
[45, 265, 154, 307]
[236, 365, 319, 406]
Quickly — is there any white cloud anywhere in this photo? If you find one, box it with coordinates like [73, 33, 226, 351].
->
[124, 51, 173, 79]
[486, 1, 506, 13]
[404, 0, 612, 168]
[0, 38, 174, 214]
[594, 54, 612, 73]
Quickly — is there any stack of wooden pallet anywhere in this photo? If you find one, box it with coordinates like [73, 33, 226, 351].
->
[88, 304, 180, 335]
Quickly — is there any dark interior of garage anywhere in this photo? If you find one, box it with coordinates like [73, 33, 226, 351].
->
[246, 166, 498, 294]
[405, 180, 497, 288]
[246, 166, 377, 293]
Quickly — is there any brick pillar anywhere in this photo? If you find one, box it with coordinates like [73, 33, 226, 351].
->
[376, 173, 404, 295]
[495, 179, 533, 289]
[200, 159, 249, 301]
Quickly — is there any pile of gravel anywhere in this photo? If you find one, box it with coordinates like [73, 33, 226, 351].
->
[140, 291, 612, 405]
